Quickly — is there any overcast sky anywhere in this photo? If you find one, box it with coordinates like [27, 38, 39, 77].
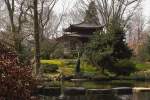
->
[54, 0, 150, 18]
[143, 0, 150, 18]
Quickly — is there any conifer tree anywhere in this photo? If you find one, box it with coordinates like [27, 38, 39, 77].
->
[85, 17, 134, 76]
[84, 1, 99, 25]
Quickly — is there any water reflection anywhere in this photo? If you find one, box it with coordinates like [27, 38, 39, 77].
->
[39, 81, 150, 100]
[39, 91, 150, 100]
[46, 81, 150, 89]
[133, 91, 150, 100]
[40, 93, 133, 100]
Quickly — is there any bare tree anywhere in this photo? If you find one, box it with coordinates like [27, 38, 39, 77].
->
[33, 0, 40, 75]
[95, 0, 142, 27]
[32, 0, 60, 75]
[38, 0, 58, 39]
[128, 7, 145, 43]
[3, 0, 32, 55]
[74, 0, 141, 28]
[22, 0, 63, 38]
[145, 19, 150, 33]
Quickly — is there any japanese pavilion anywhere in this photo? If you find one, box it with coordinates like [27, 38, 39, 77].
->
[58, 1, 104, 56]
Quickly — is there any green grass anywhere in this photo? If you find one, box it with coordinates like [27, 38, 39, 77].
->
[135, 62, 150, 71]
[41, 59, 75, 76]
[81, 61, 97, 74]
[40, 59, 98, 75]
[40, 59, 150, 80]
[41, 59, 64, 67]
[41, 59, 150, 76]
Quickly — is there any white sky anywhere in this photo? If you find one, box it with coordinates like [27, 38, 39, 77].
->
[54, 0, 150, 18]
[143, 0, 150, 18]
[53, 0, 77, 14]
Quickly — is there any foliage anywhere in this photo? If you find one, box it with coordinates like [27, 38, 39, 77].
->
[137, 45, 149, 61]
[137, 36, 150, 61]
[40, 39, 64, 59]
[60, 67, 74, 76]
[41, 59, 74, 76]
[112, 59, 136, 76]
[0, 43, 37, 100]
[111, 26, 132, 60]
[85, 31, 113, 73]
[81, 61, 97, 74]
[41, 59, 98, 77]
[135, 62, 150, 71]
[64, 59, 76, 66]
[42, 64, 59, 73]
[84, 1, 99, 24]
[40, 39, 53, 59]
[131, 70, 150, 80]
[40, 60, 64, 67]
[18, 45, 33, 65]
[63, 59, 98, 75]
[41, 59, 73, 70]
[85, 20, 133, 76]
[85, 32, 112, 67]
[146, 36, 150, 55]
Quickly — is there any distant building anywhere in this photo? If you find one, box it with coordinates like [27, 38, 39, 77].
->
[57, 1, 104, 56]
[58, 22, 103, 55]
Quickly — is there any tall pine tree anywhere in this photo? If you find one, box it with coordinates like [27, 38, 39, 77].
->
[109, 20, 133, 60]
[85, 14, 134, 76]
[84, 1, 99, 25]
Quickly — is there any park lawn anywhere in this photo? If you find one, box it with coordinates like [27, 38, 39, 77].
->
[40, 59, 64, 67]
[135, 62, 150, 71]
[41, 59, 75, 76]
[41, 59, 150, 80]
[40, 59, 98, 75]
[80, 61, 97, 74]
[41, 59, 150, 73]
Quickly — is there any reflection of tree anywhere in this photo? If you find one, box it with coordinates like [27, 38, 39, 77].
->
[87, 93, 123, 100]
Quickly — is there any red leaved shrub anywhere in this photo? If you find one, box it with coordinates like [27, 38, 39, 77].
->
[0, 42, 37, 100]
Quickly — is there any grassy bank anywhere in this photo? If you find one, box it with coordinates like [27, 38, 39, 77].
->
[40, 59, 150, 80]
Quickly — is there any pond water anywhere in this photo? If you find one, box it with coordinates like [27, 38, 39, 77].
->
[40, 94, 133, 100]
[42, 80, 150, 89]
[38, 81, 150, 100]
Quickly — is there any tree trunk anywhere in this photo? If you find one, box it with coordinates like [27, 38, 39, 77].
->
[4, 0, 22, 61]
[33, 0, 41, 75]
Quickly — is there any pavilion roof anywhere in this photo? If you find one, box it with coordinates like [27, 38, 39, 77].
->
[64, 21, 104, 32]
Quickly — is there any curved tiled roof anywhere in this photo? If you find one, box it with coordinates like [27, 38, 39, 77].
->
[64, 21, 104, 32]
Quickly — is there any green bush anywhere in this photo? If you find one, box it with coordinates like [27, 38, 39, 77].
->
[81, 61, 97, 73]
[40, 39, 64, 59]
[42, 64, 59, 73]
[64, 60, 76, 66]
[131, 71, 150, 80]
[112, 59, 136, 76]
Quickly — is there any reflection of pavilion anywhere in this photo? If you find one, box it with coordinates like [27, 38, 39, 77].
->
[58, 21, 104, 56]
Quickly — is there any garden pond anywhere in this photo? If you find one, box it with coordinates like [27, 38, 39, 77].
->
[38, 80, 150, 100]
